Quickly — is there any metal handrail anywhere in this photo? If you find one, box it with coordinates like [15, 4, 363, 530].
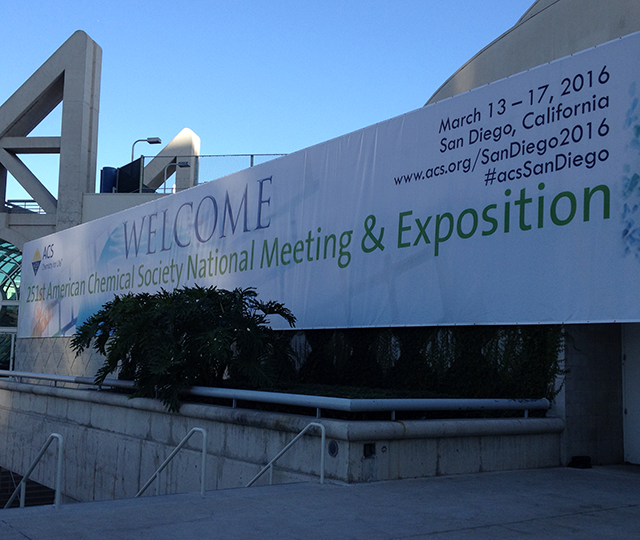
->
[246, 422, 325, 487]
[136, 427, 207, 497]
[3, 433, 63, 509]
[0, 370, 550, 418]
[0, 370, 135, 390]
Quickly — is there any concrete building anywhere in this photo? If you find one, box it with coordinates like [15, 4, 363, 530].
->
[0, 30, 200, 370]
[1, 0, 640, 504]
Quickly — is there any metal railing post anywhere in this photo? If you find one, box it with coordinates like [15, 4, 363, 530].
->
[319, 423, 326, 484]
[9, 333, 15, 372]
[3, 433, 64, 510]
[199, 428, 207, 496]
[54, 434, 64, 508]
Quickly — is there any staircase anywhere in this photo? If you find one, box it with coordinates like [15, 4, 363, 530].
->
[0, 467, 56, 508]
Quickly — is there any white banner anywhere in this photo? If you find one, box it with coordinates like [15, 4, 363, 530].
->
[18, 32, 640, 337]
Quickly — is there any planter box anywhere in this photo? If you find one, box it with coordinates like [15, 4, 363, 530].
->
[0, 379, 564, 502]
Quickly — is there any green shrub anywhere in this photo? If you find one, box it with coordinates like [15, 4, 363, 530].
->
[71, 286, 296, 412]
[296, 325, 565, 401]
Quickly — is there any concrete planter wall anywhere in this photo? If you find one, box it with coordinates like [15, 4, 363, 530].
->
[0, 379, 564, 503]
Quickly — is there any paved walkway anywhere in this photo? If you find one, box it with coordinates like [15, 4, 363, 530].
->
[1, 466, 639, 539]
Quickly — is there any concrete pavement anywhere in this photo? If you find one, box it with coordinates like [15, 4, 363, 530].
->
[1, 465, 639, 539]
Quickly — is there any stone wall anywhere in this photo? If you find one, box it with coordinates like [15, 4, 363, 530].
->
[0, 379, 564, 503]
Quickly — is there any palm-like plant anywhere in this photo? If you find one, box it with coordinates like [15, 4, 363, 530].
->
[71, 286, 296, 412]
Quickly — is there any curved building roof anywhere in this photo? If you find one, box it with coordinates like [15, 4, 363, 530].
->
[427, 0, 640, 105]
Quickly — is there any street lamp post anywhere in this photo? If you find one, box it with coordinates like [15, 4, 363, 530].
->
[131, 137, 162, 162]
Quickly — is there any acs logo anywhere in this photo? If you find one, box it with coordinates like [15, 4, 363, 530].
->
[32, 249, 41, 276]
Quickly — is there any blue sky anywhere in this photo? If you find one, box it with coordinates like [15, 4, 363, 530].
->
[1, 0, 534, 198]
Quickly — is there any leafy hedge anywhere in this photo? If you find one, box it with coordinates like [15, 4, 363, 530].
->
[72, 286, 564, 411]
[296, 325, 565, 401]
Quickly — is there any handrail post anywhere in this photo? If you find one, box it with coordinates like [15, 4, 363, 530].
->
[199, 428, 207, 496]
[3, 433, 64, 510]
[54, 434, 64, 508]
[318, 422, 325, 484]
